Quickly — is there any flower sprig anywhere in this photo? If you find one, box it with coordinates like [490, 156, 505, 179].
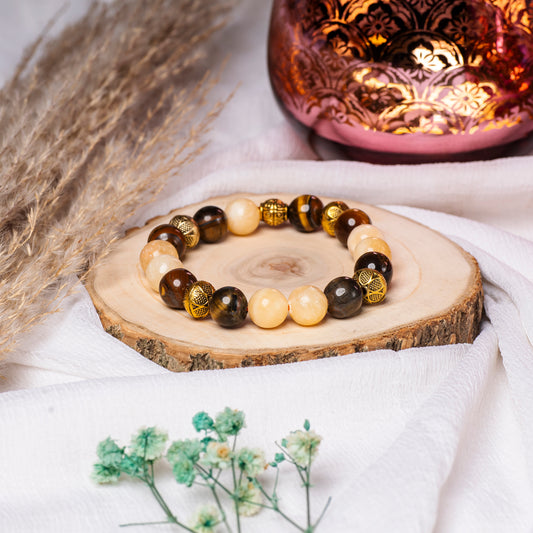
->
[92, 408, 330, 532]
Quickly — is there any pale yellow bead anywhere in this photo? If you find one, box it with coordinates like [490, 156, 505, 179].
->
[140, 240, 179, 273]
[347, 224, 384, 259]
[248, 288, 288, 329]
[145, 254, 183, 292]
[352, 237, 392, 262]
[225, 198, 261, 236]
[288, 285, 328, 326]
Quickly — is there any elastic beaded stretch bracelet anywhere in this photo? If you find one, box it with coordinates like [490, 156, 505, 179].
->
[139, 195, 393, 329]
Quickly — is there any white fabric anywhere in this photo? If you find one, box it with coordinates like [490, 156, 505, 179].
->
[1, 1, 533, 532]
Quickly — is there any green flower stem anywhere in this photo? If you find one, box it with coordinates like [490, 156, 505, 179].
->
[231, 458, 242, 533]
[275, 443, 306, 485]
[273, 467, 280, 498]
[120, 477, 196, 533]
[313, 497, 332, 530]
[195, 464, 233, 497]
[209, 484, 232, 533]
[147, 480, 178, 525]
[253, 479, 306, 533]
[305, 468, 311, 531]
[306, 450, 312, 531]
[120, 520, 175, 527]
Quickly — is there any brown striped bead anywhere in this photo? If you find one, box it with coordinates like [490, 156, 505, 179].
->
[193, 206, 228, 244]
[148, 224, 187, 258]
[324, 276, 363, 319]
[159, 268, 197, 309]
[355, 251, 393, 285]
[334, 208, 372, 247]
[209, 286, 248, 328]
[287, 194, 323, 232]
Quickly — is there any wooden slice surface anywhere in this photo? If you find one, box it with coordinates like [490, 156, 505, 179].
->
[86, 194, 483, 371]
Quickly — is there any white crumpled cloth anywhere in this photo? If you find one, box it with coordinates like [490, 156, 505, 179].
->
[1, 1, 532, 532]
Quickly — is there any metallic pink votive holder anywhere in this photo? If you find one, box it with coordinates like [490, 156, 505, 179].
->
[268, 0, 533, 163]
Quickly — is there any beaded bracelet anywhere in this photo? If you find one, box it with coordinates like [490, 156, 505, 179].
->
[139, 195, 393, 329]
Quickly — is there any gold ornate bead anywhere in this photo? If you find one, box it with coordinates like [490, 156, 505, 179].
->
[259, 198, 288, 226]
[169, 215, 200, 248]
[354, 268, 387, 304]
[183, 280, 215, 319]
[321, 201, 349, 236]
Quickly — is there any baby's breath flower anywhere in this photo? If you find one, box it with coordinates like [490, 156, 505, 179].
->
[92, 463, 121, 484]
[120, 454, 145, 478]
[192, 411, 215, 432]
[285, 429, 322, 467]
[236, 481, 262, 517]
[201, 440, 233, 470]
[96, 437, 124, 468]
[237, 447, 266, 478]
[190, 504, 221, 532]
[167, 439, 203, 464]
[167, 439, 203, 486]
[130, 427, 168, 461]
[172, 457, 197, 487]
[214, 407, 245, 437]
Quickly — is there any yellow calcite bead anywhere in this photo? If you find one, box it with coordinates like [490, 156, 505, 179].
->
[347, 224, 385, 259]
[248, 288, 288, 328]
[352, 237, 392, 262]
[145, 254, 183, 291]
[226, 198, 261, 236]
[139, 240, 180, 273]
[288, 285, 328, 326]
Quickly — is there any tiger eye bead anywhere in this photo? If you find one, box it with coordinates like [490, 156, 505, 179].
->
[159, 268, 197, 309]
[145, 255, 183, 292]
[324, 276, 363, 319]
[288, 285, 328, 326]
[225, 198, 261, 236]
[347, 224, 385, 258]
[260, 198, 288, 226]
[334, 208, 372, 247]
[183, 280, 215, 319]
[139, 240, 179, 273]
[209, 286, 248, 328]
[248, 288, 288, 328]
[355, 251, 393, 285]
[193, 206, 228, 244]
[169, 215, 200, 248]
[354, 268, 387, 304]
[148, 224, 187, 259]
[287, 194, 324, 232]
[352, 237, 392, 262]
[321, 201, 349, 236]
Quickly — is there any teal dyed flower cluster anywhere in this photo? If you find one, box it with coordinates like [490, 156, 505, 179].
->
[92, 408, 330, 532]
[92, 427, 168, 484]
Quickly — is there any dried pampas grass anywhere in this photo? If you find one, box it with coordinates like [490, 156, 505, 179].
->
[0, 0, 235, 357]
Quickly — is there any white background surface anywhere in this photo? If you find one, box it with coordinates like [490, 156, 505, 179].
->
[1, 1, 533, 532]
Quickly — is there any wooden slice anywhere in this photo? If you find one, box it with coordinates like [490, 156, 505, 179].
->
[86, 194, 483, 371]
